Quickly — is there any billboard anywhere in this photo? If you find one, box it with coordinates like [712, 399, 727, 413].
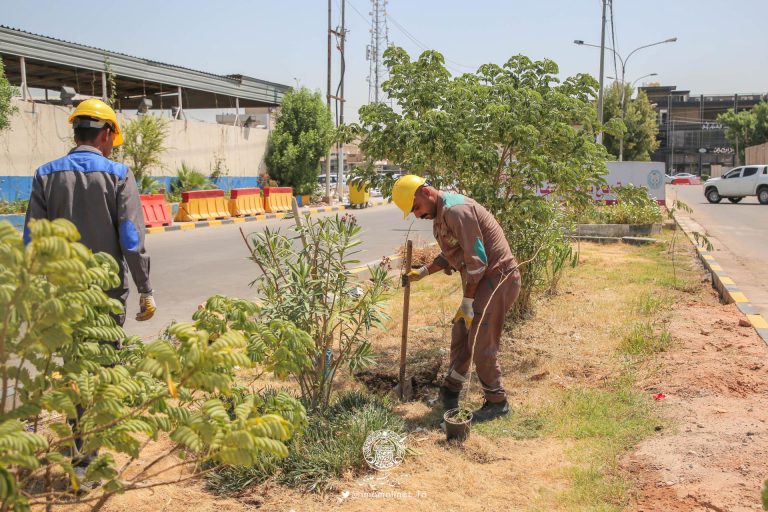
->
[594, 161, 667, 205]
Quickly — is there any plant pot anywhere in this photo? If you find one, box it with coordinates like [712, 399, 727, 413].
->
[443, 408, 472, 442]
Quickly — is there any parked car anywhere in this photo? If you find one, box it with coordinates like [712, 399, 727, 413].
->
[673, 172, 697, 179]
[703, 165, 768, 204]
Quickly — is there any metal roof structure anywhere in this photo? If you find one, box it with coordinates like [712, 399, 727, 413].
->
[0, 26, 289, 110]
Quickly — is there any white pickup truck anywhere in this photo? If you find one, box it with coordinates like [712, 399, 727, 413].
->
[703, 165, 768, 204]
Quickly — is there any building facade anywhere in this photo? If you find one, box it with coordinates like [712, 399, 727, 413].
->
[639, 85, 766, 175]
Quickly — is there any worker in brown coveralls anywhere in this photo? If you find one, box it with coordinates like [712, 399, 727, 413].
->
[393, 175, 521, 423]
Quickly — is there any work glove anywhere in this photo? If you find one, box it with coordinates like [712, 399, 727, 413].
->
[452, 297, 475, 329]
[136, 291, 157, 321]
[403, 266, 429, 285]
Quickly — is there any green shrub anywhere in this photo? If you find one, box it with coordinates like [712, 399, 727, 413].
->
[171, 162, 215, 193]
[244, 215, 391, 411]
[0, 220, 308, 509]
[118, 115, 168, 182]
[207, 390, 404, 494]
[0, 199, 27, 214]
[578, 184, 662, 225]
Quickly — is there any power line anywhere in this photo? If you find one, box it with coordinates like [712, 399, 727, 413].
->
[608, 0, 619, 81]
[386, 13, 475, 73]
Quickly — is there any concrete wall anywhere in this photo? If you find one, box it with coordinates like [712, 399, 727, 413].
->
[0, 99, 267, 200]
[746, 142, 768, 165]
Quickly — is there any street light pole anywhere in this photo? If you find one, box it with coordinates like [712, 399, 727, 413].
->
[575, 37, 676, 158]
[596, 0, 607, 145]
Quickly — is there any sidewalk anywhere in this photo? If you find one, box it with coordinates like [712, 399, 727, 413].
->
[673, 207, 768, 345]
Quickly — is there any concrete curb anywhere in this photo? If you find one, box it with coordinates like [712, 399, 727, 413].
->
[672, 212, 768, 346]
[145, 205, 348, 235]
[573, 235, 664, 245]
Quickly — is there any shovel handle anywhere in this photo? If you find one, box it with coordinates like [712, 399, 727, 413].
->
[399, 240, 413, 400]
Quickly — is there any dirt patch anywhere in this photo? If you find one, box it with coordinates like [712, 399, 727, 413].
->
[626, 298, 768, 511]
[355, 347, 445, 401]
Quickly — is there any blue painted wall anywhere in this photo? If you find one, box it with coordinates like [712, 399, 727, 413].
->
[0, 175, 261, 201]
[0, 177, 33, 201]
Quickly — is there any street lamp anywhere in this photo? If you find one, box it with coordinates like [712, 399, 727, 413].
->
[575, 37, 677, 160]
[608, 72, 659, 90]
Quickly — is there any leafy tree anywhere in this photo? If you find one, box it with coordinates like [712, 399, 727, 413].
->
[264, 87, 333, 195]
[0, 219, 310, 510]
[119, 115, 168, 190]
[601, 82, 659, 161]
[718, 101, 768, 164]
[0, 57, 18, 133]
[351, 47, 609, 316]
[243, 214, 391, 411]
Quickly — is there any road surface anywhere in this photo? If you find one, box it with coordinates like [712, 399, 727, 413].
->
[123, 204, 433, 339]
[669, 184, 768, 318]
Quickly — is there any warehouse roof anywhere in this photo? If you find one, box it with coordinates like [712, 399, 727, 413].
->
[0, 25, 289, 109]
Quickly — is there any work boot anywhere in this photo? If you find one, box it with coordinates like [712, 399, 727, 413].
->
[438, 386, 460, 411]
[471, 399, 510, 423]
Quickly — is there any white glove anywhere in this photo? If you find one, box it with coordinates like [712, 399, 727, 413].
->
[452, 297, 475, 328]
[136, 292, 156, 321]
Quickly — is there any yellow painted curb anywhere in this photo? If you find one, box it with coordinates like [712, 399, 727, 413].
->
[178, 223, 195, 231]
[274, 213, 285, 219]
[748, 314, 768, 329]
[255, 215, 266, 221]
[232, 218, 246, 224]
[207, 220, 222, 226]
[720, 276, 735, 285]
[702, 254, 714, 261]
[709, 264, 723, 271]
[147, 226, 165, 234]
[730, 291, 749, 303]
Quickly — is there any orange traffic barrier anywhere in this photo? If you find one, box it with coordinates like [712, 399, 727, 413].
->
[174, 189, 229, 222]
[140, 194, 173, 227]
[263, 187, 293, 213]
[228, 187, 265, 216]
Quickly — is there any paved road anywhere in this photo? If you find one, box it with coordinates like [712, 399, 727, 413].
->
[669, 184, 768, 317]
[123, 204, 433, 339]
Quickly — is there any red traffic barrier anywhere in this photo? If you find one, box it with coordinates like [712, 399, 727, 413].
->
[672, 177, 701, 185]
[140, 194, 172, 228]
[229, 187, 261, 199]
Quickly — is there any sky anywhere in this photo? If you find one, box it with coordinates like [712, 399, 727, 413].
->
[2, 0, 767, 123]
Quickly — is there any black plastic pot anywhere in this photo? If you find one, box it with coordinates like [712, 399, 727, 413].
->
[444, 408, 472, 442]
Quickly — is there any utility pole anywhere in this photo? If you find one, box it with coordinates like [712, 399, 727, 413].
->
[325, 0, 332, 202]
[596, 0, 607, 145]
[334, 0, 346, 200]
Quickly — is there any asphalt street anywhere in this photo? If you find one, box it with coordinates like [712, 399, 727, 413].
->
[122, 204, 434, 339]
[669, 184, 768, 318]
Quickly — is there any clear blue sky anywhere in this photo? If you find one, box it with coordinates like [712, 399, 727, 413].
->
[2, 0, 767, 122]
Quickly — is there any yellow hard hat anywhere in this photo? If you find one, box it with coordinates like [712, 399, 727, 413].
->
[68, 98, 124, 147]
[392, 174, 426, 219]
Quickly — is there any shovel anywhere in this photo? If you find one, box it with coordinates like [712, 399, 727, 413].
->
[397, 240, 413, 401]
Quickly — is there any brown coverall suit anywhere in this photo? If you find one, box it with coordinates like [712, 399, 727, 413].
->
[431, 192, 521, 403]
